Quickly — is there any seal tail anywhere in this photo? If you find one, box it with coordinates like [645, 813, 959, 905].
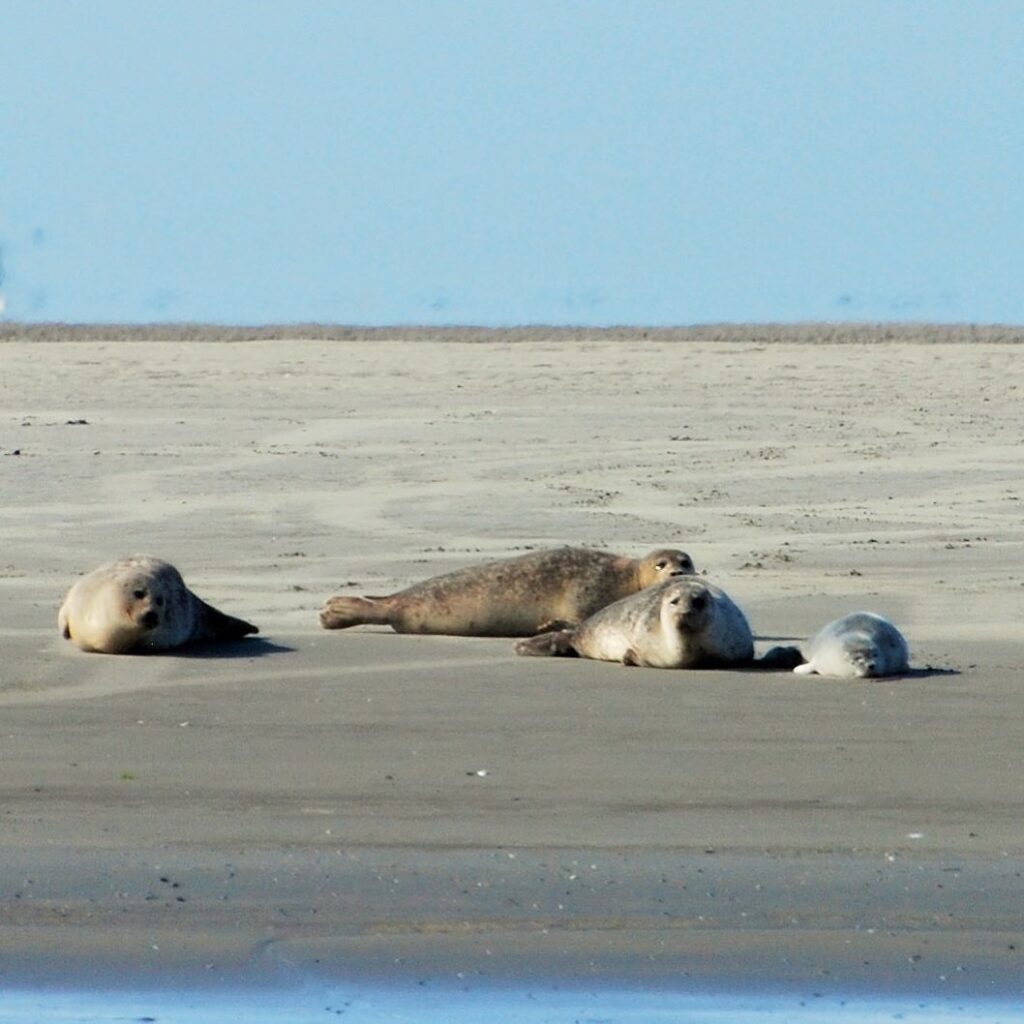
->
[319, 595, 389, 630]
[513, 630, 579, 658]
[195, 598, 259, 642]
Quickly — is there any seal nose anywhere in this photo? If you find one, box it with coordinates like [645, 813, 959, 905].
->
[140, 610, 159, 630]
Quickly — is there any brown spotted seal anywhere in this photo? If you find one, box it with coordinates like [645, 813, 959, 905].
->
[319, 546, 695, 637]
[794, 612, 910, 678]
[59, 555, 258, 654]
[514, 577, 754, 668]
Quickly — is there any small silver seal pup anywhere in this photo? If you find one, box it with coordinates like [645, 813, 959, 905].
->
[514, 577, 754, 668]
[59, 555, 258, 654]
[319, 546, 695, 637]
[793, 612, 909, 678]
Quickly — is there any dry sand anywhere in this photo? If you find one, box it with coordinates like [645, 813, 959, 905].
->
[0, 327, 1022, 999]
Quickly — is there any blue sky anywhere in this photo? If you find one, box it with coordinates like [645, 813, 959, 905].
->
[2, 1, 1022, 325]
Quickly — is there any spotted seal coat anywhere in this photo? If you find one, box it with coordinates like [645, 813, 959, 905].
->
[319, 546, 695, 637]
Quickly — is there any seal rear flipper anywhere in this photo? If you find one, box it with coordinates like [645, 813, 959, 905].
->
[319, 595, 388, 630]
[195, 598, 259, 642]
[514, 630, 579, 658]
[754, 645, 805, 671]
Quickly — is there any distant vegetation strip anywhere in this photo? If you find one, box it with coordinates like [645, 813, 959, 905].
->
[2, 322, 1023, 344]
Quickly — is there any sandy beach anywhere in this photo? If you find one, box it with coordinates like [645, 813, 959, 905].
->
[1, 327, 1022, 1001]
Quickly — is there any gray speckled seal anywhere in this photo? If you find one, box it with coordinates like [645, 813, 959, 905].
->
[514, 577, 754, 668]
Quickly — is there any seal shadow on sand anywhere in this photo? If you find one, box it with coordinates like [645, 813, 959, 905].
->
[170, 636, 295, 660]
[900, 666, 960, 679]
[777, 664, 960, 681]
[593, 661, 960, 678]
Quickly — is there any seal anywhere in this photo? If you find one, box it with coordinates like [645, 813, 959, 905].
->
[514, 577, 754, 668]
[793, 612, 909, 678]
[58, 555, 258, 654]
[319, 546, 695, 637]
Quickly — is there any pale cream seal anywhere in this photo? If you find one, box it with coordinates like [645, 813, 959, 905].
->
[59, 555, 258, 654]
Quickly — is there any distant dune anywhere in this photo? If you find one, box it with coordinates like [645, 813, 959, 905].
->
[2, 320, 1023, 343]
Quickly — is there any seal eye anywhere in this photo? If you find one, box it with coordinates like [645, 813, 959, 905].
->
[133, 589, 146, 600]
[692, 595, 706, 609]
[155, 596, 165, 608]
[669, 596, 681, 606]
[655, 561, 668, 570]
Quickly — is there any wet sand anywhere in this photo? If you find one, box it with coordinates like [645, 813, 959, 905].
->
[0, 327, 1022, 1000]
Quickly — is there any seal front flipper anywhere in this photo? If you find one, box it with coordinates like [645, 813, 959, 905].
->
[534, 619, 577, 634]
[513, 630, 579, 658]
[194, 597, 258, 642]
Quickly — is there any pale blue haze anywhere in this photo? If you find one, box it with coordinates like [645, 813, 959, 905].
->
[1, 985, 1020, 1024]
[2, 1, 1022, 325]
